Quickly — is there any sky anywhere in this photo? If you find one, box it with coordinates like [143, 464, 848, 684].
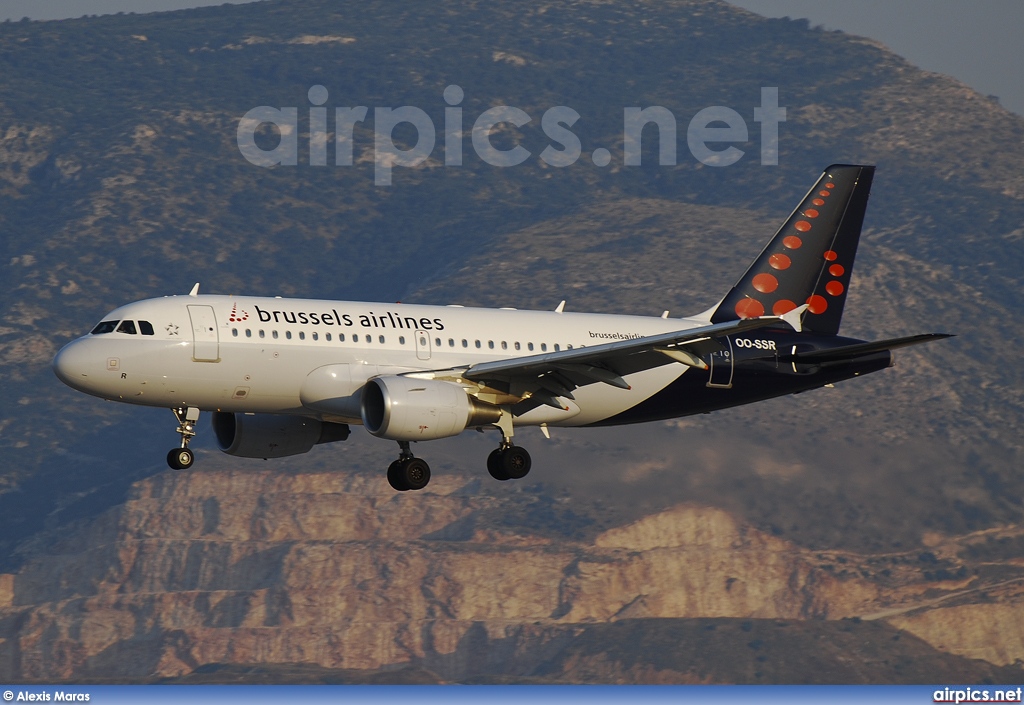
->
[728, 0, 1024, 116]
[1, 0, 1022, 116]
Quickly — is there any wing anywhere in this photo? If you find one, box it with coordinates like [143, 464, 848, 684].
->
[780, 333, 954, 364]
[411, 307, 806, 415]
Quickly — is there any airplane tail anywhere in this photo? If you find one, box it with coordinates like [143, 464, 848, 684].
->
[710, 164, 875, 335]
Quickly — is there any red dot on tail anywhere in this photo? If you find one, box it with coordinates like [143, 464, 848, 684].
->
[819, 190, 830, 197]
[735, 298, 765, 319]
[794, 220, 811, 232]
[812, 198, 825, 206]
[806, 294, 828, 314]
[773, 299, 797, 315]
[826, 281, 844, 296]
[823, 250, 838, 261]
[826, 182, 835, 188]
[829, 264, 845, 276]
[769, 253, 791, 270]
[752, 273, 778, 293]
[804, 209, 819, 218]
[783, 236, 802, 249]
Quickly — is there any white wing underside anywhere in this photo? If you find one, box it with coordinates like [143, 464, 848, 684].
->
[407, 308, 806, 414]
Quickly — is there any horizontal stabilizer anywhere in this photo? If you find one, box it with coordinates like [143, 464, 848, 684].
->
[781, 333, 954, 363]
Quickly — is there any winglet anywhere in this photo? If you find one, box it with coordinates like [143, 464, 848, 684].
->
[188, 283, 200, 297]
[779, 303, 808, 333]
[554, 300, 566, 313]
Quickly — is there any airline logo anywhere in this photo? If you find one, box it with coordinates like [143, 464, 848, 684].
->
[253, 305, 446, 331]
[228, 304, 250, 323]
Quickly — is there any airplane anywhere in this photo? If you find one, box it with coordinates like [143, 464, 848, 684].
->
[52, 164, 951, 491]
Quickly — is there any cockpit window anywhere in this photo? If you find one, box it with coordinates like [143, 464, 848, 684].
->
[91, 320, 119, 335]
[116, 320, 137, 335]
[139, 320, 155, 336]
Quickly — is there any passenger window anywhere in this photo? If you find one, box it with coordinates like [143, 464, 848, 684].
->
[514, 342, 521, 351]
[554, 344, 560, 352]
[326, 333, 332, 341]
[91, 320, 119, 335]
[435, 337, 441, 347]
[312, 332, 318, 341]
[299, 332, 305, 340]
[139, 320, 155, 336]
[286, 331, 292, 340]
[259, 330, 265, 338]
[449, 339, 455, 347]
[475, 340, 481, 349]
[462, 339, 468, 348]
[399, 336, 406, 345]
[488, 341, 495, 349]
[366, 335, 372, 343]
[232, 329, 238, 337]
[379, 335, 386, 344]
[245, 329, 252, 338]
[116, 320, 137, 335]
[501, 341, 508, 350]
[528, 343, 534, 351]
[272, 331, 279, 339]
[339, 333, 346, 342]
[541, 343, 547, 351]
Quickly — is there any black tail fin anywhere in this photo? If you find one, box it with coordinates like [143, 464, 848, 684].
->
[710, 164, 875, 335]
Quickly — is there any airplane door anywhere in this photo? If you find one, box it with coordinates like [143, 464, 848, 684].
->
[415, 330, 431, 361]
[707, 337, 733, 388]
[187, 305, 220, 362]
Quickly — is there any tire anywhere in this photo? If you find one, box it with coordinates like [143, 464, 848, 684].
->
[387, 460, 409, 491]
[401, 458, 431, 491]
[167, 447, 194, 470]
[487, 448, 509, 481]
[502, 445, 531, 480]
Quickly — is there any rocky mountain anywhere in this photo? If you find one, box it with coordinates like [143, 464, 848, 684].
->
[3, 460, 1024, 682]
[0, 0, 1022, 682]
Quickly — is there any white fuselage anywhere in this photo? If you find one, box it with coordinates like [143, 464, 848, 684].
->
[53, 294, 704, 427]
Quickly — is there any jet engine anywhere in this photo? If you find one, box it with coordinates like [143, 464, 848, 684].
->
[212, 412, 350, 459]
[361, 376, 502, 441]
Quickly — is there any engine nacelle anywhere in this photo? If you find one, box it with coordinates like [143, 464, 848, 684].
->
[361, 376, 502, 441]
[212, 412, 350, 459]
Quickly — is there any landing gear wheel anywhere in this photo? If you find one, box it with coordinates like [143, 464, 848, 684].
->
[487, 448, 510, 481]
[167, 447, 194, 470]
[387, 459, 409, 491]
[168, 406, 199, 470]
[502, 445, 531, 480]
[387, 457, 431, 491]
[401, 458, 431, 491]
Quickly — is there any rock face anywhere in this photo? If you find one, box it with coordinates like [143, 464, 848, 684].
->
[0, 467, 1020, 682]
[890, 593, 1024, 667]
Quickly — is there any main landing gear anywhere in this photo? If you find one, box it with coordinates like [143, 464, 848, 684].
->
[486, 444, 532, 481]
[487, 408, 531, 481]
[384, 412, 534, 492]
[167, 406, 199, 470]
[387, 441, 432, 492]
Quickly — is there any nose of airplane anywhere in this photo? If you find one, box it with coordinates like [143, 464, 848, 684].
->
[52, 338, 94, 390]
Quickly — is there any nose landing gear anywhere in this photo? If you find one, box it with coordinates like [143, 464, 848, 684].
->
[167, 406, 200, 470]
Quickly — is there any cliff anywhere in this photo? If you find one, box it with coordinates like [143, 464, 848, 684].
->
[1, 465, 1021, 682]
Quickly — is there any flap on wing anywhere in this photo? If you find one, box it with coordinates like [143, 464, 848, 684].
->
[461, 311, 803, 400]
[781, 333, 953, 363]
